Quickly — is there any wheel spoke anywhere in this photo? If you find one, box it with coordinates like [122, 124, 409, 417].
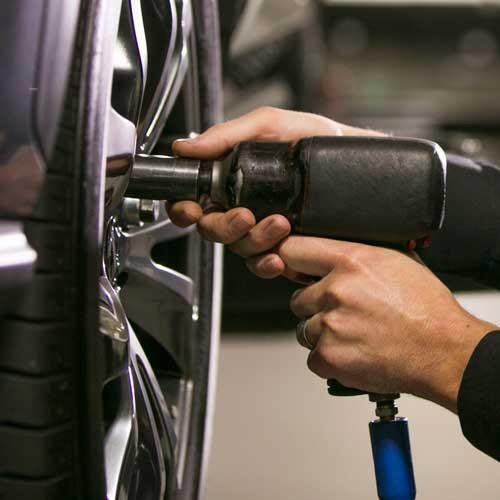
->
[99, 1, 222, 498]
[118, 214, 195, 369]
[100, 276, 177, 500]
[99, 277, 130, 384]
[106, 108, 137, 164]
[111, 0, 147, 123]
[138, 0, 193, 152]
[103, 371, 134, 500]
[129, 0, 148, 86]
[105, 0, 150, 215]
[122, 215, 195, 305]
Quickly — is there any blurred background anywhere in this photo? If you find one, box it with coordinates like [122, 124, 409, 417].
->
[208, 1, 500, 498]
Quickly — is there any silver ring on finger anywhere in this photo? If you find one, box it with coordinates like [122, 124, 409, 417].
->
[297, 319, 315, 350]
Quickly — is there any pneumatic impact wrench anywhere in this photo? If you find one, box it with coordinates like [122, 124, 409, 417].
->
[126, 136, 447, 500]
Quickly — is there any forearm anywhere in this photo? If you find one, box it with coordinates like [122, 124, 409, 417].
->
[419, 153, 500, 287]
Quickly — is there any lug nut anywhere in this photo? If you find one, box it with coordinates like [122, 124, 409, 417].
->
[138, 199, 159, 223]
[121, 197, 160, 226]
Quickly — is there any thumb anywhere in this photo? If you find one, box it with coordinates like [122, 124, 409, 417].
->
[172, 109, 275, 159]
[172, 106, 299, 159]
[172, 130, 230, 160]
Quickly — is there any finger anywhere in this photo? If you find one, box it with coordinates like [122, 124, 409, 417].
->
[172, 108, 385, 160]
[282, 268, 320, 285]
[295, 313, 324, 350]
[167, 201, 203, 227]
[290, 281, 327, 319]
[172, 108, 285, 159]
[246, 253, 285, 279]
[307, 339, 337, 380]
[197, 207, 256, 244]
[302, 313, 324, 348]
[229, 215, 291, 257]
[296, 320, 315, 350]
[278, 236, 367, 277]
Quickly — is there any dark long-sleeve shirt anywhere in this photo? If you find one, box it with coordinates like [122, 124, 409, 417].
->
[420, 153, 500, 461]
[458, 330, 500, 461]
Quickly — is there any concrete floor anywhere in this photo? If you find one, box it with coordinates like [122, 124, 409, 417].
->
[206, 291, 500, 500]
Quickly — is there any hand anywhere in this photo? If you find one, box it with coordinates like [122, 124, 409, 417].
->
[279, 236, 495, 412]
[168, 106, 384, 278]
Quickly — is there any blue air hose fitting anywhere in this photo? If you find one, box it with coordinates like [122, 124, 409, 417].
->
[369, 415, 416, 500]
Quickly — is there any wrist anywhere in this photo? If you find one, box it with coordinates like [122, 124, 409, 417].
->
[415, 311, 496, 413]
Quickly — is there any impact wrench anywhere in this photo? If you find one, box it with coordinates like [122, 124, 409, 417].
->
[126, 136, 447, 500]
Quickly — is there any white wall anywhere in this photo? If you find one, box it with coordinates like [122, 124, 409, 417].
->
[207, 291, 500, 500]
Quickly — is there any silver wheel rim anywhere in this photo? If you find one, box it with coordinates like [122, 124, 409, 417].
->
[86, 1, 222, 498]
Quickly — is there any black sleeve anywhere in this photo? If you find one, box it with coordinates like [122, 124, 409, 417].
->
[419, 154, 500, 459]
[419, 153, 500, 288]
[458, 331, 500, 461]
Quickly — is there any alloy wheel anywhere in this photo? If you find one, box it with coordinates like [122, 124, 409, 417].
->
[86, 1, 223, 498]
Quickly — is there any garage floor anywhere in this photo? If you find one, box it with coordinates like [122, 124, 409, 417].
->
[207, 291, 500, 500]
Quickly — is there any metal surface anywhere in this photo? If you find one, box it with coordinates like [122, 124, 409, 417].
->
[0, 221, 36, 315]
[127, 154, 230, 207]
[127, 154, 204, 200]
[100, 277, 176, 500]
[119, 210, 195, 314]
[93, 0, 223, 498]
[120, 197, 161, 226]
[105, 0, 148, 216]
[138, 0, 193, 153]
[100, 205, 207, 499]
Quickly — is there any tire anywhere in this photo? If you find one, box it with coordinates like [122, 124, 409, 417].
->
[0, 1, 223, 499]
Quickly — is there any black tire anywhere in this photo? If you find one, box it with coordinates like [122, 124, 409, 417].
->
[0, 1, 223, 499]
[0, 1, 105, 498]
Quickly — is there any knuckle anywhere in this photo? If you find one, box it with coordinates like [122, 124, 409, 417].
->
[256, 105, 280, 118]
[254, 107, 283, 137]
[323, 286, 339, 305]
[277, 237, 292, 262]
[307, 344, 336, 379]
[343, 250, 361, 268]
[342, 247, 370, 270]
[209, 122, 225, 135]
[198, 219, 229, 244]
[330, 280, 354, 304]
[289, 298, 303, 318]
[315, 334, 332, 359]
[248, 231, 268, 250]
[319, 313, 336, 333]
[220, 232, 236, 245]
